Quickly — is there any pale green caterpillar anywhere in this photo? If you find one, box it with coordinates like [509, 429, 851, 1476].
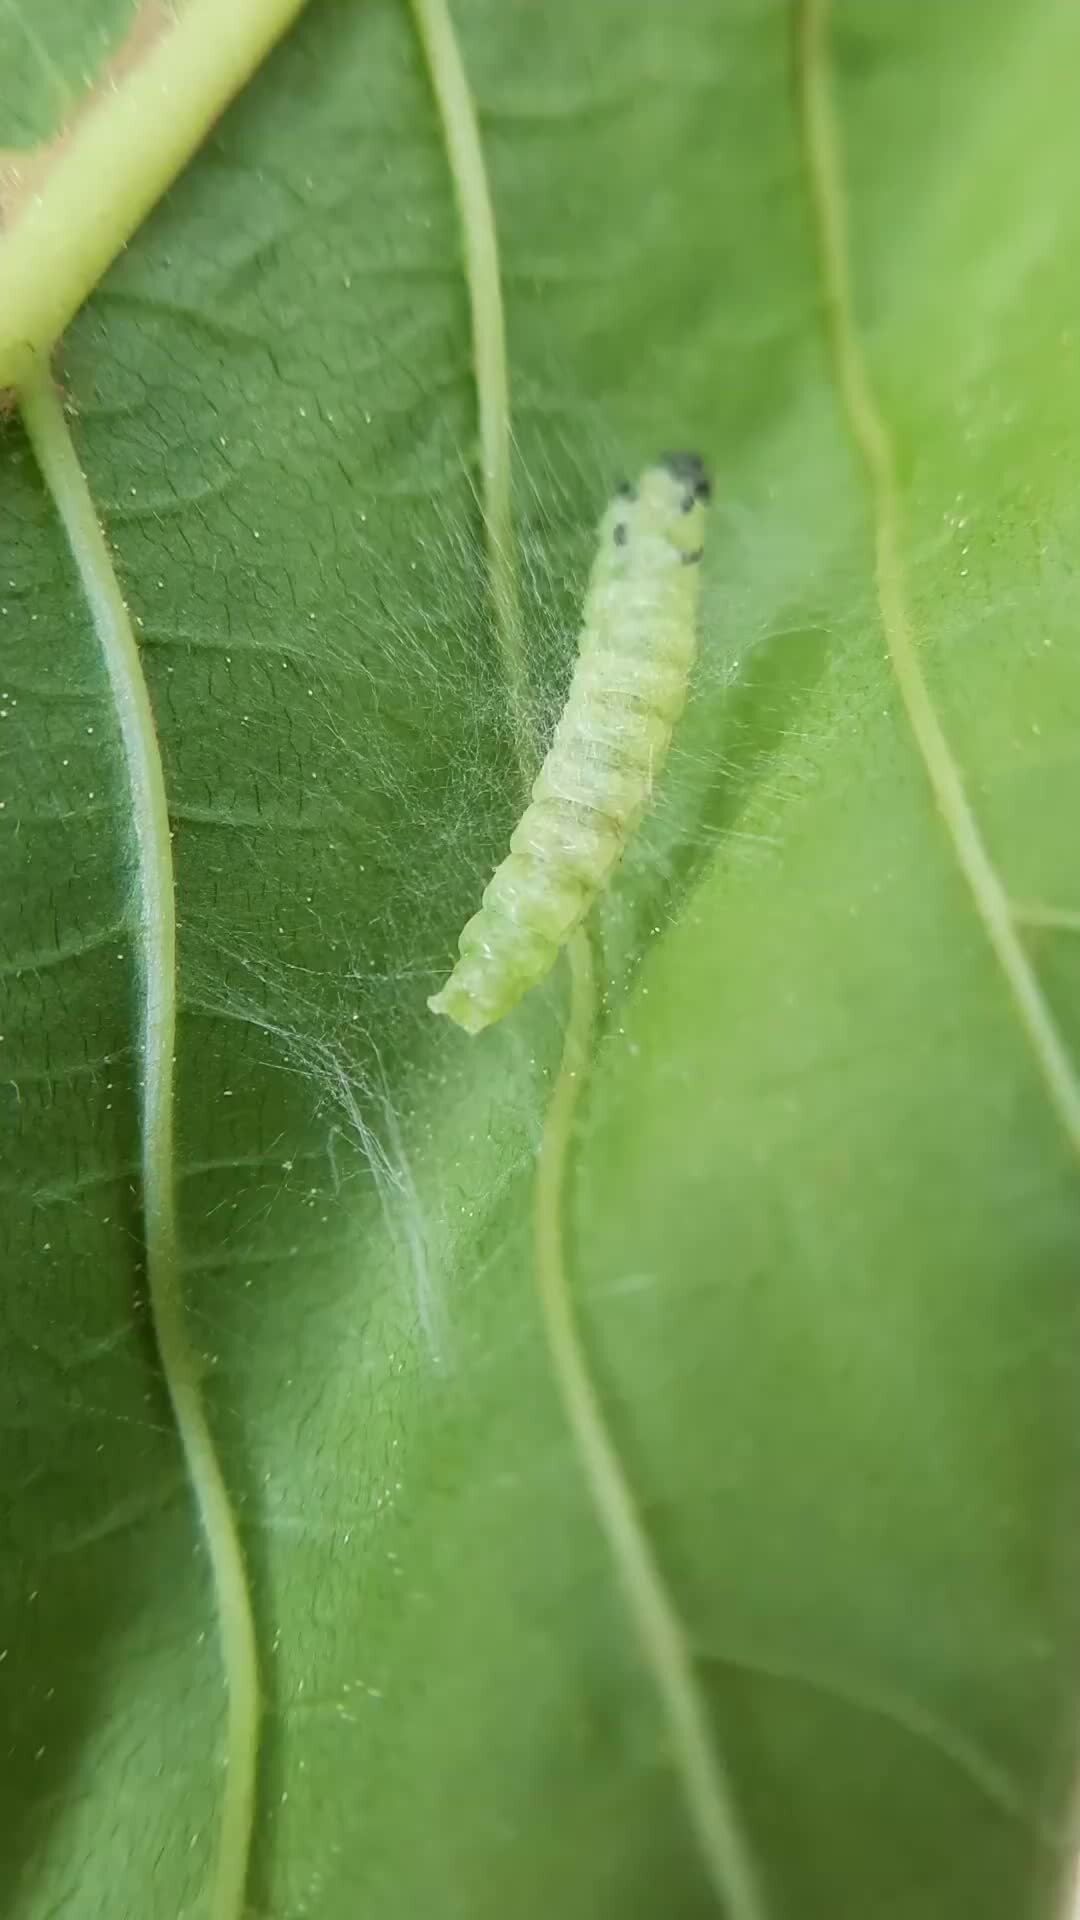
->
[429, 452, 710, 1034]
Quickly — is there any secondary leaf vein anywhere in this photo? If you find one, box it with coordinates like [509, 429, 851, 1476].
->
[408, 0, 530, 772]
[18, 368, 261, 1920]
[536, 932, 768, 1917]
[409, 5, 763, 1907]
[797, 0, 1080, 1164]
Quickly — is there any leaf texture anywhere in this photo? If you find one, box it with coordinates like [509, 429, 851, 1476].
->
[2, 1, 1080, 1915]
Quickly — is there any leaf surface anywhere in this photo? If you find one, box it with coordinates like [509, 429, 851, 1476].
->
[2, 1, 1080, 1915]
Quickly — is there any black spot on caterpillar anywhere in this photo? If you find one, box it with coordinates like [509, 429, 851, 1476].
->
[661, 449, 712, 501]
[429, 453, 710, 1034]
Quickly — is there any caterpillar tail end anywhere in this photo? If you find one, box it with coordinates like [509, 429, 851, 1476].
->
[427, 978, 493, 1037]
[429, 915, 559, 1036]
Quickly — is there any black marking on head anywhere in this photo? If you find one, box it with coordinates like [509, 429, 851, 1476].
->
[613, 522, 629, 547]
[660, 450, 712, 502]
[615, 479, 637, 499]
[680, 546, 704, 566]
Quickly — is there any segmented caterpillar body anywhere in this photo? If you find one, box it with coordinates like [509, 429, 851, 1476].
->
[429, 451, 710, 1034]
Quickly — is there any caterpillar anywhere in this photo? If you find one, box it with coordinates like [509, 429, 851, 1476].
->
[429, 451, 710, 1035]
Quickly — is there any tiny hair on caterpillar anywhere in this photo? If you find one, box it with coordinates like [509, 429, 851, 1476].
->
[429, 450, 710, 1035]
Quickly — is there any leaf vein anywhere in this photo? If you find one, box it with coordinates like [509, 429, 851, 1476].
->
[797, 0, 1080, 1164]
[698, 1639, 1059, 1839]
[18, 371, 261, 1920]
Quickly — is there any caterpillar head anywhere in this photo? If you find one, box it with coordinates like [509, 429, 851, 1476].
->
[611, 452, 711, 562]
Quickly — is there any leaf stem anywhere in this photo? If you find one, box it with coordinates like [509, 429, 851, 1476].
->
[534, 930, 767, 1919]
[18, 368, 261, 1920]
[408, 0, 531, 772]
[0, 0, 312, 388]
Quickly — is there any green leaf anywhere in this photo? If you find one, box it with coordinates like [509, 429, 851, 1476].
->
[3, 0, 1080, 1915]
